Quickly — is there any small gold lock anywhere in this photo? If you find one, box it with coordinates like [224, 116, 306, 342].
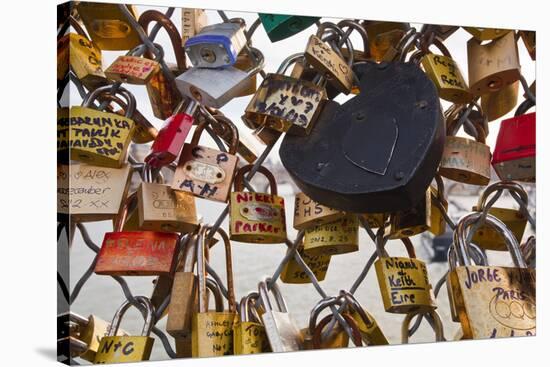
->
[293, 192, 346, 231]
[303, 214, 359, 256]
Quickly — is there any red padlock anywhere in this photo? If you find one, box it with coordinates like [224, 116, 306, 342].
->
[492, 99, 536, 182]
[95, 193, 180, 276]
[145, 102, 197, 168]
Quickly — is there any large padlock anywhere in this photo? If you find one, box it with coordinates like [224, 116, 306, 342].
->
[387, 190, 431, 239]
[420, 38, 472, 103]
[362, 21, 410, 62]
[303, 214, 359, 256]
[280, 243, 331, 284]
[185, 21, 247, 68]
[139, 10, 187, 119]
[259, 13, 319, 42]
[481, 81, 519, 122]
[244, 53, 327, 136]
[230, 165, 287, 243]
[375, 238, 437, 313]
[192, 226, 238, 357]
[94, 296, 155, 363]
[340, 290, 389, 345]
[301, 297, 350, 350]
[259, 278, 303, 352]
[56, 163, 132, 222]
[401, 309, 445, 343]
[233, 292, 270, 354]
[439, 104, 492, 185]
[181, 8, 208, 45]
[467, 31, 521, 95]
[105, 44, 161, 84]
[471, 181, 528, 251]
[95, 194, 180, 276]
[447, 213, 536, 339]
[172, 116, 240, 202]
[429, 174, 448, 236]
[69, 86, 136, 168]
[280, 61, 444, 213]
[293, 192, 345, 231]
[137, 165, 198, 233]
[176, 47, 264, 108]
[492, 99, 536, 182]
[463, 27, 512, 41]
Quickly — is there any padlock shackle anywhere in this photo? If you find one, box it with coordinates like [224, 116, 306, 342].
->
[476, 181, 529, 211]
[233, 164, 278, 195]
[205, 277, 225, 312]
[239, 292, 262, 323]
[339, 290, 375, 328]
[401, 237, 417, 259]
[446, 102, 487, 143]
[108, 296, 155, 337]
[68, 312, 91, 327]
[515, 98, 535, 117]
[336, 19, 370, 57]
[138, 9, 187, 71]
[448, 241, 488, 271]
[128, 42, 164, 62]
[432, 174, 445, 201]
[316, 22, 355, 66]
[258, 278, 288, 313]
[189, 115, 239, 155]
[401, 309, 444, 343]
[182, 229, 200, 273]
[454, 212, 526, 268]
[308, 296, 341, 333]
[70, 16, 89, 39]
[113, 191, 136, 232]
[82, 85, 137, 118]
[313, 313, 363, 348]
[276, 52, 305, 75]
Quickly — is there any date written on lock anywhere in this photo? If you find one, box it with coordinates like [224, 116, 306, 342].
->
[105, 56, 160, 84]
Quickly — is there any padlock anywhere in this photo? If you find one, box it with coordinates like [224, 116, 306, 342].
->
[233, 50, 258, 97]
[104, 44, 161, 84]
[312, 312, 363, 349]
[181, 8, 208, 45]
[340, 290, 389, 345]
[95, 194, 180, 276]
[280, 243, 331, 284]
[401, 309, 445, 343]
[492, 99, 536, 182]
[439, 105, 492, 185]
[467, 31, 521, 95]
[304, 23, 354, 94]
[387, 189, 431, 239]
[172, 116, 240, 202]
[463, 27, 512, 41]
[57, 163, 132, 222]
[301, 297, 348, 350]
[57, 33, 69, 81]
[520, 236, 536, 268]
[429, 24, 459, 41]
[258, 277, 303, 352]
[259, 13, 319, 42]
[94, 296, 155, 363]
[230, 165, 287, 243]
[420, 38, 473, 103]
[137, 165, 198, 233]
[77, 2, 141, 51]
[447, 212, 536, 339]
[336, 19, 371, 64]
[293, 192, 346, 231]
[176, 47, 265, 108]
[244, 53, 327, 136]
[192, 226, 238, 357]
[69, 19, 108, 90]
[519, 30, 536, 60]
[303, 214, 359, 256]
[139, 10, 187, 119]
[429, 175, 448, 236]
[210, 113, 259, 163]
[363, 21, 410, 62]
[375, 238, 437, 313]
[233, 292, 270, 354]
[69, 86, 135, 168]
[481, 80, 519, 122]
[360, 212, 388, 229]
[251, 123, 282, 146]
[471, 181, 528, 251]
[280, 61, 444, 213]
[185, 21, 247, 68]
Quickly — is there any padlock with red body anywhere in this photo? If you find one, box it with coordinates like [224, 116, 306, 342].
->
[95, 193, 180, 276]
[492, 99, 536, 182]
[145, 101, 196, 168]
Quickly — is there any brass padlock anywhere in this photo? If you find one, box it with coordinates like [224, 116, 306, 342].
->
[401, 309, 445, 343]
[302, 297, 350, 350]
[234, 50, 259, 97]
[481, 80, 519, 122]
[250, 123, 282, 146]
[172, 116, 240, 203]
[429, 175, 448, 236]
[230, 165, 287, 244]
[363, 21, 410, 61]
[192, 226, 238, 357]
[233, 292, 270, 354]
[463, 27, 512, 41]
[340, 290, 389, 345]
[181, 8, 208, 45]
[105, 45, 161, 84]
[387, 189, 431, 239]
[137, 165, 199, 233]
[303, 214, 359, 256]
[471, 181, 528, 251]
[280, 243, 331, 284]
[467, 31, 521, 95]
[439, 104, 492, 185]
[293, 192, 345, 231]
[448, 213, 536, 339]
[375, 238, 437, 313]
[69, 86, 136, 168]
[77, 2, 141, 51]
[94, 296, 155, 363]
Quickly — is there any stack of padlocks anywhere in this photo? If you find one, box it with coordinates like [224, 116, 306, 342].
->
[57, 2, 536, 364]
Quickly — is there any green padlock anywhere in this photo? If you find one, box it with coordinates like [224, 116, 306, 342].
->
[259, 13, 319, 42]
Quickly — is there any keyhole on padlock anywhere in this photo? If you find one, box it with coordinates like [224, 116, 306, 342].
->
[243, 207, 249, 213]
[200, 47, 217, 64]
[216, 173, 223, 179]
[186, 165, 192, 171]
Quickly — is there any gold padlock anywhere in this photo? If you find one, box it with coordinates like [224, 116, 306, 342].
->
[340, 290, 389, 345]
[280, 243, 331, 284]
[429, 174, 448, 236]
[233, 292, 270, 354]
[230, 165, 287, 243]
[303, 214, 359, 256]
[463, 27, 512, 41]
[375, 238, 437, 314]
[467, 31, 521, 95]
[105, 46, 161, 85]
[301, 296, 350, 350]
[293, 192, 345, 231]
[481, 80, 519, 122]
[363, 21, 410, 62]
[471, 181, 528, 251]
[387, 190, 431, 239]
[234, 50, 259, 97]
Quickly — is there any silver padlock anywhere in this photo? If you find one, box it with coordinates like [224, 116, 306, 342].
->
[176, 47, 264, 108]
[258, 277, 302, 352]
[185, 21, 247, 68]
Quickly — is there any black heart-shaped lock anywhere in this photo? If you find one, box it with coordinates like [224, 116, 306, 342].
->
[280, 61, 445, 213]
